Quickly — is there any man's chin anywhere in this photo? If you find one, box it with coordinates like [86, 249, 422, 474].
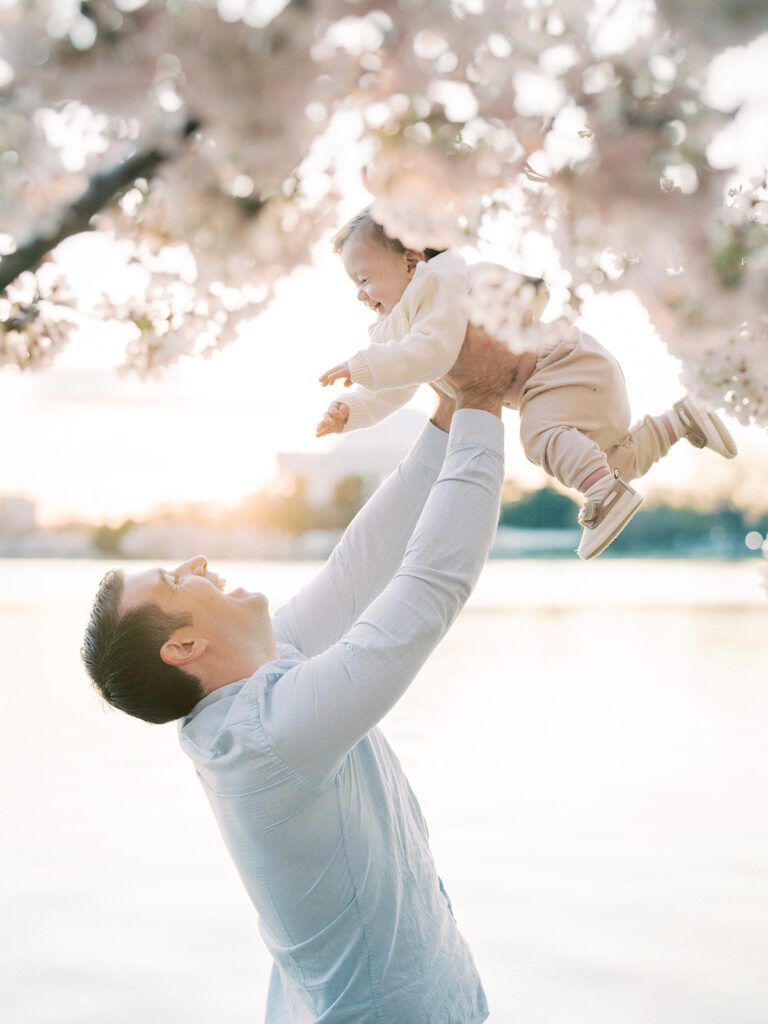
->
[228, 588, 266, 606]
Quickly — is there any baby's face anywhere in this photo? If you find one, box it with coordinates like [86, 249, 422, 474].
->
[341, 230, 417, 316]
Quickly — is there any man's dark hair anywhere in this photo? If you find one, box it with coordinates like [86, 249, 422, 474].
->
[332, 207, 445, 262]
[81, 570, 205, 725]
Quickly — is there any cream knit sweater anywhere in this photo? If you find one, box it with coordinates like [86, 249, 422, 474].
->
[341, 250, 470, 432]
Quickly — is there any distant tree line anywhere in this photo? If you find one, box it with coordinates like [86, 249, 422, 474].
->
[499, 487, 767, 556]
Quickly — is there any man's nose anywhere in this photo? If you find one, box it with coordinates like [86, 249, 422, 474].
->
[173, 555, 208, 577]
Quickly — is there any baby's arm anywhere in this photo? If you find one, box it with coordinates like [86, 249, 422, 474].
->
[347, 271, 468, 392]
[317, 384, 420, 437]
[316, 399, 350, 437]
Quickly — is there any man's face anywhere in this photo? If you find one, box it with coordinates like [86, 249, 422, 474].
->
[341, 229, 417, 316]
[121, 555, 268, 650]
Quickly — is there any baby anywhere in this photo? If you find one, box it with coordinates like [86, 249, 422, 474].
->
[317, 209, 737, 559]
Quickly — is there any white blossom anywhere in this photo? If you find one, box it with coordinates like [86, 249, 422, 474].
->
[467, 262, 577, 354]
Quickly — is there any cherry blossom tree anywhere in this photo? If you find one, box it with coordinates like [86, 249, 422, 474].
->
[1, 0, 766, 430]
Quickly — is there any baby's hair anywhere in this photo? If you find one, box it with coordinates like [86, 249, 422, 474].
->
[332, 208, 445, 261]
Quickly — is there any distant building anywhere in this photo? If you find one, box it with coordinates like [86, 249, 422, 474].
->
[0, 496, 36, 535]
[1, 526, 93, 558]
[277, 409, 425, 506]
[120, 521, 300, 560]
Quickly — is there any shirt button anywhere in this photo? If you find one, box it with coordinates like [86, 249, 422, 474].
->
[345, 643, 353, 653]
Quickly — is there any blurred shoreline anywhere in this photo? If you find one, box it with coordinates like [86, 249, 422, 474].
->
[0, 525, 764, 562]
[3, 482, 764, 561]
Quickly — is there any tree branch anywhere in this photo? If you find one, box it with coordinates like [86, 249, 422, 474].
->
[0, 117, 199, 293]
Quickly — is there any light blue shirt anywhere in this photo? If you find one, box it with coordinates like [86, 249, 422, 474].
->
[179, 411, 504, 1023]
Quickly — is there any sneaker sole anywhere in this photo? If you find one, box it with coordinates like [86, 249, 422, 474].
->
[578, 491, 644, 560]
[705, 410, 738, 459]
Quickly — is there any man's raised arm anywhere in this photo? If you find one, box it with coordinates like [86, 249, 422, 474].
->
[262, 332, 512, 785]
[271, 388, 456, 658]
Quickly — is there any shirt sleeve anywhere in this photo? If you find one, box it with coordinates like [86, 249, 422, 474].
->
[271, 417, 450, 658]
[346, 269, 468, 391]
[341, 384, 420, 432]
[262, 410, 504, 787]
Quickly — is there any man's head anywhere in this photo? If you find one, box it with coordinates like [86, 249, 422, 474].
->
[332, 208, 443, 316]
[82, 556, 275, 724]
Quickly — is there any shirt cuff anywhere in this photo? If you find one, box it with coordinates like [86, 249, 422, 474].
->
[348, 351, 376, 391]
[409, 418, 450, 470]
[448, 409, 504, 457]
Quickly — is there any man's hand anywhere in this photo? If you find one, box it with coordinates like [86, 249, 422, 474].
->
[316, 400, 350, 437]
[319, 362, 352, 387]
[443, 323, 518, 417]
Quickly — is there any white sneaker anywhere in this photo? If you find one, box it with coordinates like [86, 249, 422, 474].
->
[673, 397, 737, 459]
[577, 477, 643, 560]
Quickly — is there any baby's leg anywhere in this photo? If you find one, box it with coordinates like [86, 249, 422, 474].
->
[520, 419, 644, 560]
[519, 332, 633, 491]
[604, 415, 674, 482]
[521, 421, 611, 491]
[604, 396, 738, 482]
[519, 333, 642, 558]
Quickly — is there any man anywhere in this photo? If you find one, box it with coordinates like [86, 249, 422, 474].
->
[82, 327, 512, 1023]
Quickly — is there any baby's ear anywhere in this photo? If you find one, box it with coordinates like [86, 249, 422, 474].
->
[405, 249, 425, 273]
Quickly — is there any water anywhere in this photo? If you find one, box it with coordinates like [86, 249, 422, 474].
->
[2, 558, 767, 1024]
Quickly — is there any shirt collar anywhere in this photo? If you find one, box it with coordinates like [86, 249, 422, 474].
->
[182, 656, 303, 722]
[185, 677, 247, 720]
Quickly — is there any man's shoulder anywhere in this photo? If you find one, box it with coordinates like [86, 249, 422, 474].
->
[178, 660, 311, 795]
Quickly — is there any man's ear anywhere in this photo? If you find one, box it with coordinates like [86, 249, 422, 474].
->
[160, 633, 208, 668]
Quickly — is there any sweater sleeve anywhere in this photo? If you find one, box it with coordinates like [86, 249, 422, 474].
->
[346, 269, 468, 391]
[262, 410, 504, 786]
[340, 384, 420, 432]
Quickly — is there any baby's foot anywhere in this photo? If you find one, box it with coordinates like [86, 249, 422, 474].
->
[577, 475, 643, 560]
[670, 398, 738, 459]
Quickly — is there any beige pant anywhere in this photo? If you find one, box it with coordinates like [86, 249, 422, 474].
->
[518, 331, 671, 490]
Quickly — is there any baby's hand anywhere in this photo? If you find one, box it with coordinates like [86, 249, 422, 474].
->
[319, 362, 352, 387]
[316, 400, 350, 437]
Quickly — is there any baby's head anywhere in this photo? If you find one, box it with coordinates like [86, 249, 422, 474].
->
[333, 209, 442, 316]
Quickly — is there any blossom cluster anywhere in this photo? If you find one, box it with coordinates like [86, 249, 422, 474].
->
[467, 262, 578, 354]
[0, 0, 766, 429]
[0, 268, 77, 369]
